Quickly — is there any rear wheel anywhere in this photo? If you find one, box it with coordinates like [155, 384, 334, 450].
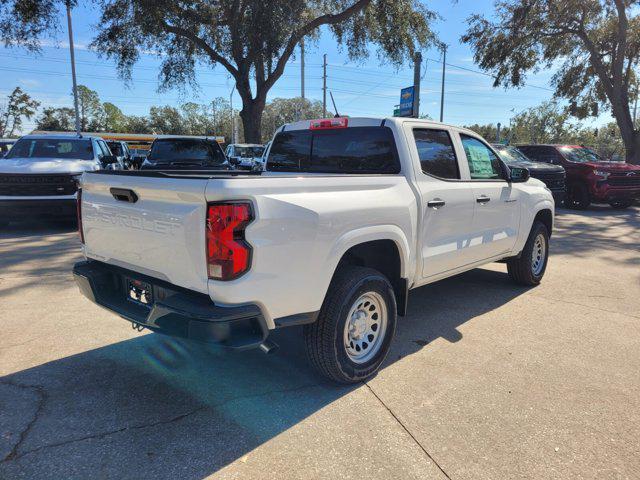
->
[507, 221, 549, 286]
[304, 265, 397, 384]
[609, 200, 633, 209]
[567, 183, 590, 210]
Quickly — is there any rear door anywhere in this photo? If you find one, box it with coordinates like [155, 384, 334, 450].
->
[81, 173, 210, 293]
[406, 126, 477, 279]
[457, 133, 520, 261]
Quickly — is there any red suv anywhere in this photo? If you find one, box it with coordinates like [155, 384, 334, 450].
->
[517, 144, 640, 209]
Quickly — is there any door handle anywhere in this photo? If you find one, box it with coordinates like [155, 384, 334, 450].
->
[427, 199, 446, 209]
[110, 188, 138, 203]
[476, 195, 490, 204]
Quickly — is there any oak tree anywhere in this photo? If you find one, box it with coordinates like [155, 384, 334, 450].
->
[1, 0, 436, 142]
[463, 0, 640, 163]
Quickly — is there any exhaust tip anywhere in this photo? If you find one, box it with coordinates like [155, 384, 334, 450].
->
[259, 340, 278, 354]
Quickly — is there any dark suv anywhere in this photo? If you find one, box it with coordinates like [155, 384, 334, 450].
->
[142, 137, 230, 170]
[517, 144, 640, 209]
[492, 144, 566, 204]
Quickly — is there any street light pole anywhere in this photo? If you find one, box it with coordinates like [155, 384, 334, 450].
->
[300, 38, 305, 99]
[322, 54, 327, 118]
[66, 1, 81, 135]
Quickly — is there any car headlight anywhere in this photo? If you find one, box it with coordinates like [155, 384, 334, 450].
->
[593, 170, 609, 179]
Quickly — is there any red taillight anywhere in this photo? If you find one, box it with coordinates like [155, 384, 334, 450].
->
[309, 117, 348, 130]
[77, 188, 84, 244]
[206, 202, 253, 280]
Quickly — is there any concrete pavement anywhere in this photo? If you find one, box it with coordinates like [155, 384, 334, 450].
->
[1, 207, 639, 479]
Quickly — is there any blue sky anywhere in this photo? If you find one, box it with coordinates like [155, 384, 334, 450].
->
[0, 0, 610, 134]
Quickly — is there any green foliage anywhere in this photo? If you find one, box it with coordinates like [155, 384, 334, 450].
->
[261, 97, 325, 142]
[462, 0, 640, 162]
[36, 107, 76, 131]
[103, 102, 127, 132]
[76, 85, 104, 131]
[465, 101, 625, 159]
[0, 87, 40, 137]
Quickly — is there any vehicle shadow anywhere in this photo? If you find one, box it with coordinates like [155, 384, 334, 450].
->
[0, 267, 526, 479]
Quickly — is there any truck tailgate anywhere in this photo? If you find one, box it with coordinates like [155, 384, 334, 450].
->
[81, 172, 209, 293]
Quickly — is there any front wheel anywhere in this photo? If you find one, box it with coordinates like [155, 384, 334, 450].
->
[567, 183, 590, 210]
[304, 266, 397, 384]
[507, 221, 550, 286]
[609, 200, 633, 209]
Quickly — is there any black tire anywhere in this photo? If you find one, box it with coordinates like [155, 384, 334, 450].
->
[567, 182, 590, 210]
[304, 265, 397, 384]
[507, 221, 550, 286]
[609, 200, 633, 209]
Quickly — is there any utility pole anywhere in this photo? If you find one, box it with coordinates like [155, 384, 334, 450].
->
[229, 85, 235, 144]
[322, 54, 327, 118]
[633, 83, 639, 128]
[439, 44, 447, 123]
[66, 1, 81, 135]
[496, 122, 501, 143]
[413, 51, 422, 118]
[300, 38, 305, 99]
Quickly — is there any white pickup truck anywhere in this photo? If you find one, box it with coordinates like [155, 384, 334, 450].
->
[73, 117, 554, 383]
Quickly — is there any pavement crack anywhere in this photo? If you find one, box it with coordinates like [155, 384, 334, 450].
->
[5, 405, 207, 462]
[3, 381, 319, 462]
[0, 379, 48, 463]
[364, 382, 452, 480]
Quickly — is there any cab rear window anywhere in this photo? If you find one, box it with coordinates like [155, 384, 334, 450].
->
[267, 126, 400, 174]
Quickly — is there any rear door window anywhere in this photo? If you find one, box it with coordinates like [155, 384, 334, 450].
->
[413, 129, 459, 179]
[268, 127, 400, 174]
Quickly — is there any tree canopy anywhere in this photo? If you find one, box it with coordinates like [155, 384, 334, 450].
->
[462, 0, 640, 163]
[1, 0, 437, 142]
[0, 87, 40, 138]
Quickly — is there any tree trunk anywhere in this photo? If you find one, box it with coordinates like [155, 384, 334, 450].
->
[627, 130, 640, 164]
[613, 105, 639, 164]
[239, 99, 266, 144]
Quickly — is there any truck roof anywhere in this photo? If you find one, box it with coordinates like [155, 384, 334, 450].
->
[279, 116, 478, 136]
[17, 134, 97, 141]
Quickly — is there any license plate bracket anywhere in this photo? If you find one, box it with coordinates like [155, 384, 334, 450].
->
[126, 277, 153, 307]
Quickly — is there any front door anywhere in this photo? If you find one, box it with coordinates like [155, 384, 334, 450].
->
[457, 134, 520, 261]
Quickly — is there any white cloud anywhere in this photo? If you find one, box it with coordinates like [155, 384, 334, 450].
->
[19, 78, 41, 88]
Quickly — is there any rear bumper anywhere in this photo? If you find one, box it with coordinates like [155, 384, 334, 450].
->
[0, 198, 76, 218]
[73, 260, 268, 349]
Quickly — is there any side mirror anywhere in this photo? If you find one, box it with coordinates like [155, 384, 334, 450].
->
[101, 155, 119, 165]
[508, 166, 530, 183]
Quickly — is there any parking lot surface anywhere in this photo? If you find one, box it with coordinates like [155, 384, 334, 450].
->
[1, 207, 639, 479]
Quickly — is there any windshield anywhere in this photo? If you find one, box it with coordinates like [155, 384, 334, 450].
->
[4, 138, 94, 160]
[148, 139, 226, 165]
[494, 146, 531, 164]
[559, 146, 603, 163]
[107, 142, 123, 156]
[234, 146, 264, 158]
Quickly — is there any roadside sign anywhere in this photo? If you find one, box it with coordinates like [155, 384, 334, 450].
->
[397, 86, 415, 117]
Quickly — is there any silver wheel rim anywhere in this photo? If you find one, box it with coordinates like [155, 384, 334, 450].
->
[343, 292, 388, 364]
[531, 233, 546, 276]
